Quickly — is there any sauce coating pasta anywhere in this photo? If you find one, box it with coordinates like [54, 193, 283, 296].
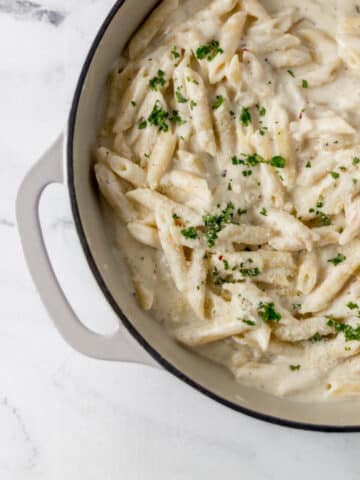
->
[95, 0, 360, 400]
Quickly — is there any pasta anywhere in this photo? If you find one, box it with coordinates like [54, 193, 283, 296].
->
[94, 0, 360, 401]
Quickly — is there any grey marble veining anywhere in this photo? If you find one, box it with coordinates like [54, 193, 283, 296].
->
[0, 0, 66, 25]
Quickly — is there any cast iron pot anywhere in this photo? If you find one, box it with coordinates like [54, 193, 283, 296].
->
[16, 0, 360, 432]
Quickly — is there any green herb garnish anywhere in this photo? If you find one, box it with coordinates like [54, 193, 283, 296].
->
[212, 95, 225, 109]
[258, 302, 281, 323]
[242, 319, 256, 326]
[148, 101, 169, 131]
[171, 46, 180, 59]
[260, 208, 267, 216]
[240, 107, 251, 126]
[181, 227, 198, 239]
[328, 253, 346, 266]
[269, 156, 286, 168]
[309, 332, 323, 343]
[190, 99, 197, 110]
[149, 70, 166, 91]
[196, 40, 223, 61]
[240, 267, 261, 277]
[256, 104, 266, 116]
[203, 202, 235, 247]
[175, 87, 188, 103]
[138, 119, 147, 129]
[301, 79, 309, 88]
[289, 365, 301, 371]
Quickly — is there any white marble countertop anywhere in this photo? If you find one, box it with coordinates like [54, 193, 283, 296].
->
[2, 0, 360, 478]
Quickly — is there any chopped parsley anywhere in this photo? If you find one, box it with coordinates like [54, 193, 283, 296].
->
[223, 259, 230, 270]
[258, 302, 281, 323]
[347, 302, 359, 310]
[328, 253, 346, 266]
[308, 203, 331, 226]
[229, 110, 236, 119]
[148, 101, 170, 131]
[232, 153, 285, 170]
[227, 181, 232, 191]
[259, 126, 268, 136]
[149, 70, 166, 91]
[256, 104, 266, 116]
[170, 110, 186, 125]
[242, 170, 253, 177]
[186, 76, 199, 85]
[353, 157, 360, 166]
[237, 208, 247, 215]
[289, 365, 301, 371]
[309, 332, 323, 343]
[203, 202, 235, 247]
[329, 171, 340, 180]
[181, 227, 198, 239]
[240, 107, 252, 126]
[131, 100, 137, 107]
[316, 196, 324, 209]
[301, 79, 309, 88]
[172, 213, 180, 220]
[287, 70, 295, 77]
[240, 267, 261, 277]
[242, 319, 256, 326]
[195, 40, 224, 61]
[327, 319, 360, 342]
[175, 87, 188, 103]
[212, 95, 225, 109]
[138, 119, 147, 129]
[269, 156, 286, 168]
[305, 161, 312, 168]
[171, 46, 180, 59]
[260, 207, 268, 216]
[189, 99, 197, 110]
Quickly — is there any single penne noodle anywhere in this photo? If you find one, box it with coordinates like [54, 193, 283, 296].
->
[216, 224, 270, 247]
[127, 222, 161, 249]
[183, 67, 216, 156]
[126, 188, 202, 225]
[113, 66, 149, 133]
[267, 47, 312, 68]
[155, 204, 188, 292]
[184, 248, 207, 319]
[128, 0, 179, 60]
[165, 169, 212, 210]
[96, 147, 147, 187]
[301, 240, 360, 313]
[147, 130, 177, 189]
[296, 251, 319, 295]
[212, 86, 236, 164]
[208, 11, 247, 84]
[94, 163, 135, 223]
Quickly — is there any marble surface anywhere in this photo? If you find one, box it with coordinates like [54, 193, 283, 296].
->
[2, 0, 360, 478]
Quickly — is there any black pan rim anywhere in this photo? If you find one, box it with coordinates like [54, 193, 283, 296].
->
[66, 0, 360, 433]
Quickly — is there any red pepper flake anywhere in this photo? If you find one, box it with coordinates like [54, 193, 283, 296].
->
[299, 111, 303, 120]
[218, 255, 223, 261]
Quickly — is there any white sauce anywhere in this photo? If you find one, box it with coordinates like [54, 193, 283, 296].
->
[96, 0, 360, 401]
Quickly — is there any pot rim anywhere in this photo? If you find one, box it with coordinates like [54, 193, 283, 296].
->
[66, 0, 360, 433]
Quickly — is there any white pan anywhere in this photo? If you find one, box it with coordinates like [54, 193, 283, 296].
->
[16, 0, 360, 432]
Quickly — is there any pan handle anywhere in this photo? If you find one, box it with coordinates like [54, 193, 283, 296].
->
[16, 134, 159, 367]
